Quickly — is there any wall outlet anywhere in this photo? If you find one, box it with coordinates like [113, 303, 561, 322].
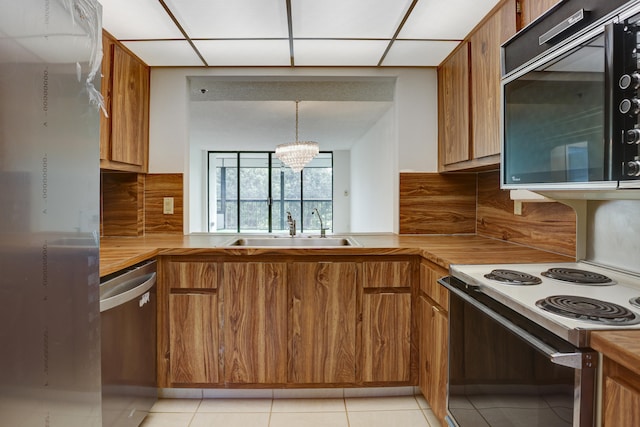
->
[163, 197, 174, 214]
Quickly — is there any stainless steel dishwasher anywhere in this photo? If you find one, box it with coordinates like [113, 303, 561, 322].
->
[100, 259, 157, 427]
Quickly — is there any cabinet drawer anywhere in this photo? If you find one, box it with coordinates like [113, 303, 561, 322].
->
[420, 263, 449, 311]
[362, 261, 412, 288]
[164, 261, 218, 289]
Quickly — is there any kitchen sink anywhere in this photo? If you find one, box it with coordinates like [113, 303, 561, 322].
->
[226, 236, 358, 247]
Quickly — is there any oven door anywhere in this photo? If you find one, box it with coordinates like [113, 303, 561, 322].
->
[440, 277, 597, 427]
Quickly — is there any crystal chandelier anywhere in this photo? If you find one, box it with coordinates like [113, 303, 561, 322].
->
[275, 101, 319, 172]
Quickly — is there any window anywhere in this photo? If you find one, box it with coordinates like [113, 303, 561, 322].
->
[208, 151, 333, 233]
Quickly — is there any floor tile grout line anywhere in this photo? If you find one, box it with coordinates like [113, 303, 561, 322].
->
[343, 396, 351, 427]
[186, 406, 197, 427]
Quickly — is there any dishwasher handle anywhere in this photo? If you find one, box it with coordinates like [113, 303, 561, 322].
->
[100, 261, 157, 312]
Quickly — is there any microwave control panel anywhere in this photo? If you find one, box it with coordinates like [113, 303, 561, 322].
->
[616, 21, 640, 178]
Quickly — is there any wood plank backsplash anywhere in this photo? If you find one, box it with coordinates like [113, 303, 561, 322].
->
[144, 174, 183, 234]
[476, 171, 576, 257]
[101, 172, 144, 236]
[399, 173, 476, 234]
[101, 172, 183, 236]
[399, 171, 577, 257]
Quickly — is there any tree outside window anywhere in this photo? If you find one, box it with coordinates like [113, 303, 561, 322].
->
[208, 152, 333, 234]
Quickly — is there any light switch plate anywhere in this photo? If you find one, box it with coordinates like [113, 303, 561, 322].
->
[163, 197, 174, 214]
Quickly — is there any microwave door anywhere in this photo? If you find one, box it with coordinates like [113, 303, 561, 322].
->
[502, 26, 609, 189]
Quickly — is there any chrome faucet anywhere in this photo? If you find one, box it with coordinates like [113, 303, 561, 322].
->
[312, 208, 327, 238]
[286, 211, 296, 236]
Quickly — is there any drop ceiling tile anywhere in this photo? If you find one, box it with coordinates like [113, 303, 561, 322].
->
[194, 40, 291, 66]
[164, 0, 288, 38]
[98, 0, 183, 39]
[293, 40, 389, 66]
[382, 40, 461, 66]
[399, 0, 501, 39]
[292, 0, 413, 38]
[122, 41, 204, 66]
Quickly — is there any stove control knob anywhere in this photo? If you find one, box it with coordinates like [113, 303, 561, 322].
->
[626, 129, 640, 144]
[620, 72, 640, 90]
[627, 160, 640, 177]
[620, 98, 640, 115]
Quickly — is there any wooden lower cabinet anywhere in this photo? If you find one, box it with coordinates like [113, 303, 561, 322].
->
[419, 262, 449, 424]
[221, 262, 287, 384]
[419, 296, 448, 422]
[169, 293, 219, 384]
[362, 292, 412, 382]
[601, 357, 640, 426]
[288, 262, 357, 384]
[159, 256, 419, 388]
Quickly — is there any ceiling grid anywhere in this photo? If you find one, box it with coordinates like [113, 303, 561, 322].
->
[99, 0, 502, 67]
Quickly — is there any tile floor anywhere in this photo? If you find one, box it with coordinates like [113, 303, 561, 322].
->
[140, 394, 439, 427]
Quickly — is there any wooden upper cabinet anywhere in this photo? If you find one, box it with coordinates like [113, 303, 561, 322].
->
[438, 42, 470, 166]
[470, 0, 517, 159]
[99, 32, 114, 162]
[438, 0, 517, 171]
[111, 44, 149, 168]
[519, 0, 562, 28]
[100, 31, 150, 173]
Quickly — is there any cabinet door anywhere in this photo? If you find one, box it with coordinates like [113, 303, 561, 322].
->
[520, 0, 562, 28]
[100, 31, 114, 162]
[111, 44, 149, 169]
[169, 293, 219, 384]
[222, 262, 287, 384]
[439, 43, 470, 166]
[362, 292, 411, 382]
[470, 0, 517, 159]
[603, 376, 640, 426]
[419, 296, 448, 423]
[289, 262, 357, 384]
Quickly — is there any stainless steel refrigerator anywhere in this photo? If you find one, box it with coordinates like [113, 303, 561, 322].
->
[0, 0, 103, 425]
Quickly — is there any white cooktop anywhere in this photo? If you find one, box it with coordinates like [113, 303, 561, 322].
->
[450, 262, 640, 334]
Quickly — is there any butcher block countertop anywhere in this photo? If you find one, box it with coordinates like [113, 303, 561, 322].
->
[591, 331, 640, 375]
[100, 233, 573, 277]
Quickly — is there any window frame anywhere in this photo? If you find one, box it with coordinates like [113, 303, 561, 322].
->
[207, 151, 333, 234]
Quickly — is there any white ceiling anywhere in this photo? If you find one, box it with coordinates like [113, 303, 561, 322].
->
[97, 0, 501, 151]
[98, 0, 502, 67]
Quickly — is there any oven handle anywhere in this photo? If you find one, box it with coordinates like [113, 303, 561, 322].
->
[439, 277, 589, 369]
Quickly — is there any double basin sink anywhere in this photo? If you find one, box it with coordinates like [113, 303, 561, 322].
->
[225, 236, 358, 247]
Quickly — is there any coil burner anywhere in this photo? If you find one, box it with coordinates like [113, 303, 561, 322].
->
[540, 268, 614, 285]
[630, 297, 640, 309]
[484, 269, 542, 285]
[536, 295, 640, 325]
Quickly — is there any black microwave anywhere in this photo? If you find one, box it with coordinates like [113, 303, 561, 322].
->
[501, 0, 640, 191]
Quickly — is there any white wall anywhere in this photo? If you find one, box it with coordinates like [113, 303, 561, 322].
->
[332, 150, 351, 234]
[350, 107, 396, 232]
[148, 67, 438, 233]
